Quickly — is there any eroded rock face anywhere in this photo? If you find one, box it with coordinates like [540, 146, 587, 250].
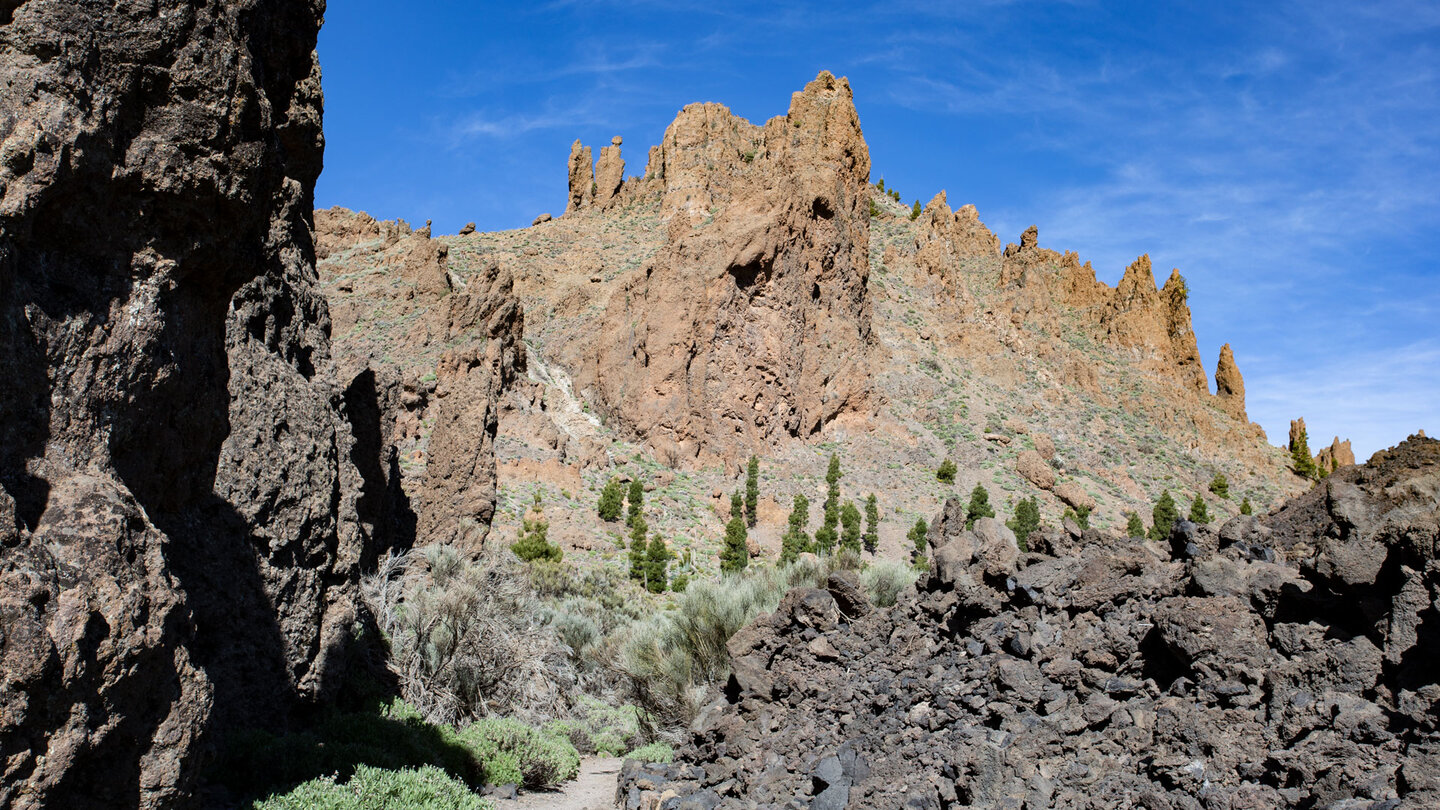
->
[594, 136, 625, 207]
[1315, 435, 1357, 473]
[313, 208, 526, 550]
[0, 3, 396, 806]
[567, 71, 876, 467]
[1215, 342, 1246, 418]
[623, 437, 1440, 809]
[566, 139, 594, 215]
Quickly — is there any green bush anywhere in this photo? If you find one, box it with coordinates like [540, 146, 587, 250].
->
[861, 560, 917, 607]
[1240, 497, 1253, 516]
[458, 718, 579, 790]
[218, 698, 485, 800]
[936, 459, 957, 483]
[625, 742, 675, 764]
[250, 765, 492, 810]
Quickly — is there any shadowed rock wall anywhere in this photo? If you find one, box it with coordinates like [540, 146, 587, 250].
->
[0, 2, 403, 806]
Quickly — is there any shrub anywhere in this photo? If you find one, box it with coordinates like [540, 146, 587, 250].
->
[1062, 505, 1091, 530]
[965, 484, 995, 528]
[1007, 497, 1041, 552]
[511, 518, 561, 563]
[250, 765, 492, 810]
[863, 494, 880, 554]
[936, 459, 957, 483]
[1148, 490, 1179, 542]
[861, 560, 917, 607]
[1240, 497, 1253, 516]
[361, 548, 575, 726]
[598, 478, 625, 521]
[1209, 473, 1229, 500]
[543, 696, 641, 756]
[458, 718, 580, 790]
[625, 742, 675, 764]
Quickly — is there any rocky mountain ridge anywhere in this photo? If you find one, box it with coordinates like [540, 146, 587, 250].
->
[316, 71, 1304, 572]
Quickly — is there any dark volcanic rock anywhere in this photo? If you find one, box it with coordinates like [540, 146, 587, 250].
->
[622, 437, 1440, 809]
[0, 2, 405, 806]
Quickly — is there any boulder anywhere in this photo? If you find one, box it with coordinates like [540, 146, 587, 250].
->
[1015, 450, 1056, 490]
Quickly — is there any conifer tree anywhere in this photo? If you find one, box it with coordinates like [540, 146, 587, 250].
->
[1291, 429, 1317, 479]
[936, 458, 957, 483]
[1008, 496, 1041, 551]
[1209, 473, 1230, 500]
[863, 494, 880, 554]
[511, 516, 561, 562]
[910, 200, 922, 220]
[1126, 511, 1145, 538]
[1189, 492, 1211, 524]
[745, 455, 760, 528]
[627, 478, 644, 527]
[1062, 504, 1091, 530]
[1240, 497, 1253, 515]
[965, 484, 995, 529]
[721, 491, 748, 574]
[628, 516, 648, 582]
[597, 477, 625, 521]
[908, 517, 929, 568]
[814, 454, 842, 553]
[645, 536, 672, 594]
[840, 500, 862, 553]
[780, 493, 811, 564]
[1148, 490, 1179, 543]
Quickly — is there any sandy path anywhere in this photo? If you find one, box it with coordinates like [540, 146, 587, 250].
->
[492, 757, 622, 810]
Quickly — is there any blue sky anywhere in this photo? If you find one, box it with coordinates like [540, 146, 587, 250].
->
[316, 1, 1439, 459]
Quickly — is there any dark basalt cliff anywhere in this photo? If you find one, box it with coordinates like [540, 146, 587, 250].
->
[0, 2, 410, 807]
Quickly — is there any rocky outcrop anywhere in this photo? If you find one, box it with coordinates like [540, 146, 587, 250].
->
[1215, 342, 1246, 418]
[314, 209, 526, 549]
[567, 71, 876, 466]
[566, 139, 594, 215]
[0, 2, 401, 806]
[594, 136, 625, 207]
[1101, 256, 1207, 392]
[912, 191, 1000, 288]
[622, 436, 1440, 809]
[1315, 436, 1356, 473]
[1290, 417, 1309, 453]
